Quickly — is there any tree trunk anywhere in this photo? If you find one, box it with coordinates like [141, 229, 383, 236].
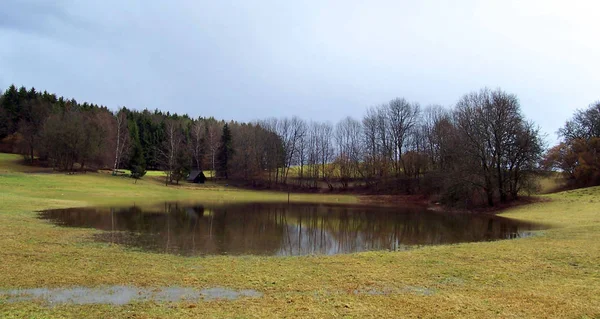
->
[486, 188, 494, 206]
[496, 160, 507, 203]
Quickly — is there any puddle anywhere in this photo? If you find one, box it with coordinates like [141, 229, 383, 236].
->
[0, 286, 262, 305]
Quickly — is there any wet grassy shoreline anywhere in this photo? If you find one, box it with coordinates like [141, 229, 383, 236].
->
[1, 153, 598, 318]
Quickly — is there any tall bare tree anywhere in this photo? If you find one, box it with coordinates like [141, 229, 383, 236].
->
[204, 119, 223, 178]
[112, 109, 130, 173]
[453, 88, 543, 205]
[190, 119, 205, 171]
[386, 98, 420, 178]
[160, 119, 185, 185]
[334, 116, 363, 188]
[17, 98, 50, 162]
[558, 101, 600, 141]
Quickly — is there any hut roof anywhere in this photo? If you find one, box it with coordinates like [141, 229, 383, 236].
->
[187, 170, 201, 181]
[187, 170, 206, 183]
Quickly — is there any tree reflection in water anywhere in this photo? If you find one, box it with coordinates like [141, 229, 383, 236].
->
[39, 203, 545, 256]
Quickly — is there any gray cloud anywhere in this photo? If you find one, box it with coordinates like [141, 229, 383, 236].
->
[0, 0, 77, 35]
[1, 0, 599, 144]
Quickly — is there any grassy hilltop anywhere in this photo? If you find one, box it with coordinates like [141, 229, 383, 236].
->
[0, 153, 598, 318]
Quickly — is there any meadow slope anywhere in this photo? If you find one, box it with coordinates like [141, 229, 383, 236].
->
[0, 153, 598, 318]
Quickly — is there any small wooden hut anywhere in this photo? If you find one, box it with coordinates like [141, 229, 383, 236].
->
[187, 170, 206, 184]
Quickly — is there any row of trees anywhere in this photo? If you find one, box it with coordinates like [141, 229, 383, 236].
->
[1, 84, 553, 206]
[0, 85, 283, 184]
[250, 89, 544, 206]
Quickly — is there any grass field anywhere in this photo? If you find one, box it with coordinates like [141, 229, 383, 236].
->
[0, 153, 598, 318]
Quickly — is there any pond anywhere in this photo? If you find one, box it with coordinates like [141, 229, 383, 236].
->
[39, 202, 544, 256]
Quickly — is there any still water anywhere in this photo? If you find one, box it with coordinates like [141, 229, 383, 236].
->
[39, 202, 544, 256]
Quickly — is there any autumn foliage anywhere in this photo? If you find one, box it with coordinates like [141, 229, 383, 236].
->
[544, 102, 600, 188]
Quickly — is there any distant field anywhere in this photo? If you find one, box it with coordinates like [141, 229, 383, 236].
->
[287, 163, 568, 195]
[536, 172, 568, 194]
[104, 168, 215, 178]
[0, 153, 598, 318]
[0, 153, 53, 173]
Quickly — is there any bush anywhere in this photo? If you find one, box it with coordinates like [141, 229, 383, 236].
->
[130, 165, 146, 180]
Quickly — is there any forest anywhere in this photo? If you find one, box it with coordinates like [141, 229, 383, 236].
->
[1, 84, 598, 207]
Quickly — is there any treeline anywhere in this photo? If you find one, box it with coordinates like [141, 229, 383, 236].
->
[4, 84, 586, 207]
[254, 89, 544, 207]
[0, 86, 115, 170]
[0, 85, 285, 185]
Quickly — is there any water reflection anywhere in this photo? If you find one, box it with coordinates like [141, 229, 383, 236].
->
[39, 203, 544, 256]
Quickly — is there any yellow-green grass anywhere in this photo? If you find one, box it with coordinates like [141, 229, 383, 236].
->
[537, 172, 568, 194]
[0, 153, 599, 318]
[0, 154, 53, 174]
[286, 165, 566, 194]
[285, 164, 352, 179]
[106, 169, 215, 178]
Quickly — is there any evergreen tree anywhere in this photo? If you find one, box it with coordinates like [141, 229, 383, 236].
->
[216, 123, 233, 179]
[0, 92, 6, 139]
[172, 147, 191, 184]
[127, 120, 146, 180]
[0, 85, 20, 136]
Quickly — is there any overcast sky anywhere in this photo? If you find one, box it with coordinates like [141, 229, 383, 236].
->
[1, 0, 599, 143]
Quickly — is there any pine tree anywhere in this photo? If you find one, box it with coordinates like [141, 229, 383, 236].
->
[216, 123, 233, 179]
[0, 85, 20, 136]
[127, 120, 146, 180]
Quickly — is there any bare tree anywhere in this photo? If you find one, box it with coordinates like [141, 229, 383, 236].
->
[190, 119, 205, 171]
[369, 104, 394, 180]
[550, 101, 600, 188]
[454, 90, 496, 206]
[204, 119, 222, 178]
[17, 98, 50, 163]
[362, 106, 380, 182]
[505, 120, 544, 198]
[316, 122, 335, 188]
[453, 88, 543, 206]
[558, 101, 600, 141]
[160, 119, 185, 185]
[421, 105, 452, 169]
[282, 117, 307, 184]
[305, 122, 320, 188]
[386, 98, 420, 178]
[302, 121, 334, 189]
[334, 116, 363, 188]
[112, 109, 129, 174]
[40, 109, 109, 171]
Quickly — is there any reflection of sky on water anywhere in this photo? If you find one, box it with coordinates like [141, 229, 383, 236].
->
[39, 203, 546, 257]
